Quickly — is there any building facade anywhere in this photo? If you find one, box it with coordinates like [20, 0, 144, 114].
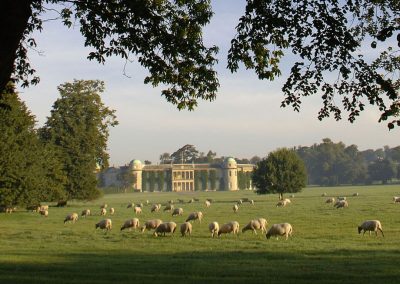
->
[99, 157, 254, 192]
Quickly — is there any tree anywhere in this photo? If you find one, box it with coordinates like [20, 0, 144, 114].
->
[0, 84, 65, 207]
[148, 171, 156, 192]
[40, 80, 117, 200]
[209, 169, 217, 190]
[228, 1, 400, 129]
[252, 148, 307, 199]
[368, 159, 397, 184]
[157, 171, 165, 191]
[171, 144, 199, 163]
[1, 0, 219, 111]
[159, 153, 171, 164]
[117, 167, 136, 192]
[200, 170, 209, 190]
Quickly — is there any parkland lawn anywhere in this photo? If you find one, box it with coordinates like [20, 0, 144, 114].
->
[1, 185, 399, 283]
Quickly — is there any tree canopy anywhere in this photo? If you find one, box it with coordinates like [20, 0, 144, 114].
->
[39, 80, 118, 200]
[1, 1, 399, 127]
[252, 148, 307, 197]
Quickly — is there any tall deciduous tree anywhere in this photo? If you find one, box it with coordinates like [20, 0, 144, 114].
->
[252, 148, 307, 199]
[40, 80, 117, 200]
[171, 144, 199, 163]
[0, 84, 66, 207]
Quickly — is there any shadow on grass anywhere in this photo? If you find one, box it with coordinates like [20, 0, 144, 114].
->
[1, 249, 399, 284]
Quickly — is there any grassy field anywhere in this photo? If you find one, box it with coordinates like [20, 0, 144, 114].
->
[1, 185, 399, 283]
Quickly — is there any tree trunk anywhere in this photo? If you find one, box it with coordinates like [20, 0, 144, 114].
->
[0, 0, 32, 96]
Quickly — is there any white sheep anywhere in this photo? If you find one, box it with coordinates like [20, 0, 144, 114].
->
[172, 207, 183, 216]
[127, 202, 134, 208]
[233, 204, 239, 213]
[134, 206, 142, 215]
[352, 192, 359, 197]
[237, 199, 243, 205]
[121, 218, 140, 231]
[218, 221, 240, 237]
[151, 204, 161, 212]
[39, 209, 48, 217]
[163, 204, 174, 212]
[100, 208, 107, 216]
[205, 200, 211, 208]
[325, 197, 335, 204]
[95, 219, 112, 231]
[141, 219, 163, 232]
[208, 222, 219, 238]
[64, 212, 78, 224]
[153, 221, 177, 237]
[334, 200, 348, 209]
[109, 208, 115, 215]
[393, 196, 400, 203]
[321, 193, 327, 197]
[81, 209, 91, 217]
[276, 199, 290, 207]
[266, 223, 293, 240]
[242, 218, 268, 234]
[358, 220, 384, 237]
[249, 200, 255, 205]
[185, 211, 203, 223]
[100, 203, 108, 209]
[180, 222, 192, 237]
[40, 205, 49, 211]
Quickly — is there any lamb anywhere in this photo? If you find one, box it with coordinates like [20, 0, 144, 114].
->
[109, 208, 115, 215]
[242, 218, 268, 234]
[81, 209, 91, 217]
[208, 222, 219, 238]
[233, 204, 239, 213]
[205, 200, 211, 208]
[185, 211, 203, 223]
[358, 220, 384, 237]
[325, 197, 335, 204]
[172, 207, 183, 216]
[100, 208, 107, 216]
[133, 206, 142, 214]
[163, 204, 174, 212]
[218, 221, 240, 237]
[393, 196, 400, 203]
[39, 209, 48, 217]
[153, 221, 177, 237]
[64, 212, 78, 224]
[141, 219, 163, 232]
[121, 218, 140, 231]
[151, 204, 161, 212]
[266, 223, 293, 240]
[180, 222, 192, 237]
[334, 200, 349, 209]
[95, 219, 112, 231]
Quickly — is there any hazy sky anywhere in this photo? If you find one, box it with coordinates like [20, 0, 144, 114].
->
[19, 1, 399, 166]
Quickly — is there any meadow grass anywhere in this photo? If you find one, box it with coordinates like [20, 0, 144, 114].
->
[1, 185, 399, 283]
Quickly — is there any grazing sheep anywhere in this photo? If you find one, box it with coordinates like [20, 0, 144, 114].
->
[172, 207, 184, 216]
[337, 196, 346, 201]
[206, 198, 213, 203]
[168, 200, 174, 204]
[276, 199, 290, 207]
[242, 218, 268, 234]
[233, 204, 239, 213]
[266, 223, 293, 240]
[237, 199, 243, 205]
[95, 219, 112, 231]
[325, 197, 335, 204]
[180, 222, 192, 237]
[208, 222, 219, 238]
[163, 204, 174, 212]
[205, 200, 211, 208]
[136, 203, 144, 208]
[249, 200, 255, 205]
[188, 199, 194, 203]
[134, 206, 142, 215]
[64, 212, 78, 224]
[334, 200, 349, 209]
[40, 205, 49, 211]
[151, 204, 161, 212]
[153, 222, 177, 237]
[352, 193, 359, 197]
[100, 208, 107, 216]
[358, 220, 384, 237]
[321, 193, 327, 197]
[218, 221, 240, 237]
[81, 209, 91, 217]
[121, 218, 140, 231]
[145, 200, 149, 205]
[100, 203, 108, 209]
[141, 219, 163, 232]
[290, 194, 295, 198]
[127, 202, 134, 208]
[185, 211, 203, 223]
[109, 208, 115, 215]
[393, 196, 400, 203]
[39, 209, 48, 217]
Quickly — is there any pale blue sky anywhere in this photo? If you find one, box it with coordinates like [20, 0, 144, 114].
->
[19, 1, 399, 166]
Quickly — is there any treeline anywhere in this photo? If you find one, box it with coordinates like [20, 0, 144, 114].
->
[295, 138, 400, 186]
[0, 81, 117, 208]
